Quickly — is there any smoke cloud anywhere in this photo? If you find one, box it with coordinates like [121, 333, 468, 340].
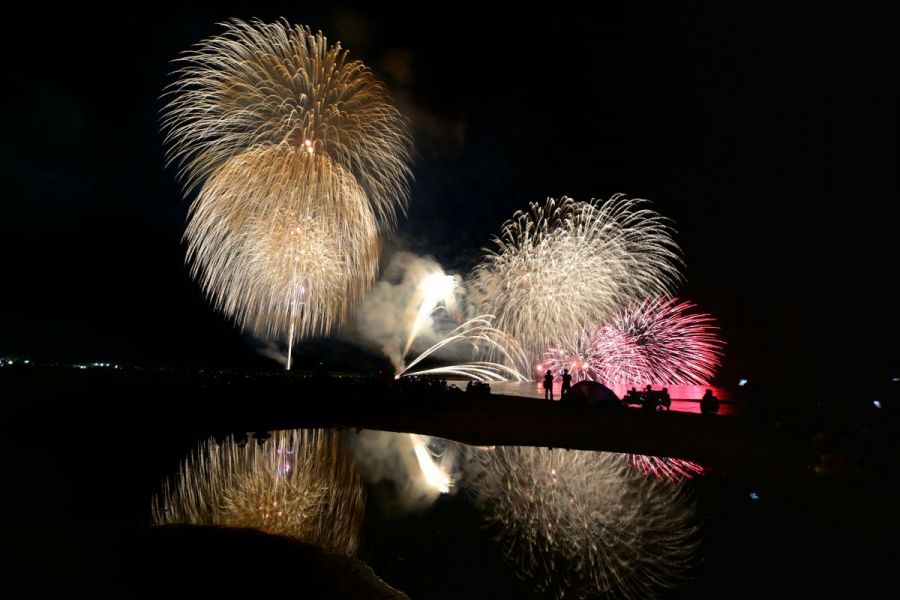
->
[248, 338, 288, 367]
[354, 252, 462, 373]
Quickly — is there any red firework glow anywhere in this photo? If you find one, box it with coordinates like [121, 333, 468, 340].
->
[624, 454, 705, 481]
[543, 298, 724, 386]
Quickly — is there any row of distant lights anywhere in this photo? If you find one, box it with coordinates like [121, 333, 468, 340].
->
[74, 362, 120, 370]
[2, 361, 895, 400]
[1, 359, 31, 366]
[1, 359, 121, 369]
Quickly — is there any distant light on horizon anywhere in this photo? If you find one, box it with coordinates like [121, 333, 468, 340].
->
[72, 362, 118, 370]
[873, 400, 882, 409]
[738, 378, 748, 387]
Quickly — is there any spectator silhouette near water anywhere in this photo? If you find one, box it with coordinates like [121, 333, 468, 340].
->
[660, 387, 671, 411]
[701, 389, 720, 415]
[543, 369, 554, 400]
[560, 369, 572, 399]
[625, 386, 640, 407]
[466, 379, 490, 396]
[642, 384, 658, 412]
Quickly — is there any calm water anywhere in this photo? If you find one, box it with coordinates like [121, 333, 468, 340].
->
[155, 428, 709, 599]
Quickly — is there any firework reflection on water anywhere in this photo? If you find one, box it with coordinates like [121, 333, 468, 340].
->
[463, 445, 700, 599]
[153, 429, 365, 556]
[154, 426, 703, 597]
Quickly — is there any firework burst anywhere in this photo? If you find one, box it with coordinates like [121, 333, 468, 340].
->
[153, 429, 366, 556]
[543, 323, 642, 383]
[544, 298, 723, 385]
[469, 196, 681, 366]
[162, 19, 412, 356]
[465, 446, 700, 599]
[162, 18, 412, 224]
[184, 147, 380, 349]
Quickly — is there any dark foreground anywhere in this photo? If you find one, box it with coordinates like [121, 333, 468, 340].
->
[16, 525, 407, 599]
[2, 367, 899, 597]
[0, 367, 801, 480]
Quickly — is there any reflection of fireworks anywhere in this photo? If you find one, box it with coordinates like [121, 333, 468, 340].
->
[162, 19, 412, 358]
[466, 446, 700, 599]
[625, 454, 705, 482]
[544, 298, 723, 385]
[153, 429, 365, 556]
[410, 434, 453, 493]
[469, 196, 681, 365]
[350, 431, 458, 511]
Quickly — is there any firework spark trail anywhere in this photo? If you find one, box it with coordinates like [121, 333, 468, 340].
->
[399, 315, 529, 382]
[543, 298, 723, 386]
[152, 429, 365, 556]
[161, 19, 413, 355]
[469, 196, 682, 367]
[464, 446, 700, 599]
[400, 362, 527, 382]
[401, 272, 458, 362]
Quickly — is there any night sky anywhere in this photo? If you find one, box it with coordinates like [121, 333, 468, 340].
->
[2, 3, 896, 389]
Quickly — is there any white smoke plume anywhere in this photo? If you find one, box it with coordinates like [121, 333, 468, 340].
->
[354, 252, 462, 372]
[248, 338, 289, 367]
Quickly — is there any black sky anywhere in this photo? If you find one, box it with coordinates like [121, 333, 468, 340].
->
[1, 2, 896, 387]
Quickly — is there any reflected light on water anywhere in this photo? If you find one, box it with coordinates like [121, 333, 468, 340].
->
[464, 445, 700, 599]
[153, 429, 365, 556]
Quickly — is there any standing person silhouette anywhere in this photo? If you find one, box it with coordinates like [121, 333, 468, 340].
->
[543, 370, 554, 400]
[560, 369, 572, 399]
[642, 384, 658, 411]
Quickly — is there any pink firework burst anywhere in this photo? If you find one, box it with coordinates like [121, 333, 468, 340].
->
[544, 298, 723, 385]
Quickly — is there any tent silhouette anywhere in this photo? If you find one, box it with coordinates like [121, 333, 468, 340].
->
[565, 380, 620, 407]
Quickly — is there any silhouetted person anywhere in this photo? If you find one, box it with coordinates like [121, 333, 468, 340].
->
[543, 370, 554, 400]
[625, 386, 640, 407]
[701, 389, 720, 415]
[643, 384, 657, 411]
[560, 369, 572, 398]
[660, 387, 671, 411]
